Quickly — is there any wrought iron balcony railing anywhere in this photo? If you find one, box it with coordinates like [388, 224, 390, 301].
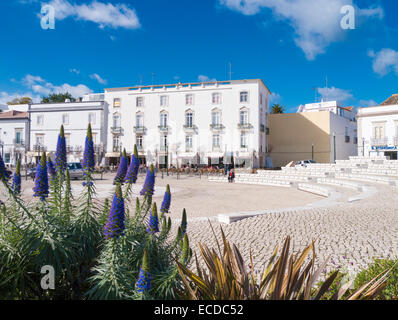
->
[371, 138, 388, 146]
[237, 123, 252, 130]
[134, 126, 146, 134]
[111, 127, 123, 134]
[210, 124, 224, 131]
[158, 125, 169, 133]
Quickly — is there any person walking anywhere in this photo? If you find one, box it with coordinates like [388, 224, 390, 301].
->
[228, 168, 235, 183]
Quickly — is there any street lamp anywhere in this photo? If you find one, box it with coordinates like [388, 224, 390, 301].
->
[312, 142, 314, 161]
[166, 143, 169, 176]
[362, 138, 365, 157]
[333, 132, 336, 163]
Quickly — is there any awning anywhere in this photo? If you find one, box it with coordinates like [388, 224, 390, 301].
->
[105, 152, 121, 158]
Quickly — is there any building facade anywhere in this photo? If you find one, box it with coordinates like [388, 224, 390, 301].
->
[27, 99, 108, 164]
[0, 110, 30, 166]
[269, 101, 358, 167]
[357, 95, 398, 159]
[104, 79, 270, 168]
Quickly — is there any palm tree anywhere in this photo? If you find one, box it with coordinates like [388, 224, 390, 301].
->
[271, 104, 285, 114]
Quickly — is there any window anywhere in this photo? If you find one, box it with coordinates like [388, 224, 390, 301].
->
[15, 130, 22, 144]
[113, 98, 121, 107]
[92, 133, 97, 145]
[35, 134, 44, 146]
[240, 132, 248, 148]
[62, 114, 69, 125]
[136, 97, 144, 107]
[212, 134, 220, 149]
[212, 93, 221, 104]
[185, 112, 193, 127]
[88, 113, 96, 124]
[373, 124, 385, 139]
[113, 113, 121, 128]
[64, 134, 70, 147]
[260, 94, 263, 105]
[113, 135, 120, 150]
[161, 135, 168, 150]
[136, 114, 143, 127]
[240, 91, 248, 103]
[186, 94, 194, 105]
[185, 135, 193, 150]
[160, 113, 168, 127]
[212, 111, 220, 125]
[240, 110, 248, 124]
[160, 95, 168, 107]
[37, 115, 44, 125]
[136, 135, 143, 149]
[4, 153, 10, 163]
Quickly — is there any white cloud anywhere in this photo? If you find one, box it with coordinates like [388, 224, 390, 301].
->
[198, 75, 216, 82]
[219, 0, 383, 60]
[317, 86, 353, 102]
[368, 48, 398, 76]
[90, 73, 107, 85]
[269, 92, 281, 104]
[358, 99, 378, 107]
[69, 68, 80, 74]
[44, 0, 141, 29]
[23, 74, 93, 97]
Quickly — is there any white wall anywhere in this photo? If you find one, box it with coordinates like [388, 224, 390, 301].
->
[104, 80, 270, 167]
[29, 101, 107, 164]
[0, 118, 29, 165]
[329, 112, 358, 162]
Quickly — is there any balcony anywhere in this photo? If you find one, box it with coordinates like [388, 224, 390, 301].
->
[112, 146, 121, 153]
[133, 126, 146, 134]
[33, 145, 47, 152]
[183, 124, 197, 132]
[111, 126, 123, 135]
[74, 146, 83, 153]
[137, 145, 144, 152]
[210, 124, 224, 131]
[371, 138, 388, 147]
[66, 146, 74, 153]
[237, 123, 252, 130]
[160, 145, 168, 152]
[13, 139, 25, 147]
[158, 125, 169, 133]
[260, 124, 265, 133]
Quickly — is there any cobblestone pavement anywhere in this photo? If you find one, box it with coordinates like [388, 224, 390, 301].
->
[180, 183, 398, 276]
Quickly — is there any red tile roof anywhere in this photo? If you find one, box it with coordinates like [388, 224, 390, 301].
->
[0, 110, 28, 119]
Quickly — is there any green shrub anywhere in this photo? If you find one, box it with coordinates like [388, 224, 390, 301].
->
[354, 259, 398, 300]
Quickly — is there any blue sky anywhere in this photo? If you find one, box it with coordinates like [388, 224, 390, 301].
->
[1, 0, 397, 112]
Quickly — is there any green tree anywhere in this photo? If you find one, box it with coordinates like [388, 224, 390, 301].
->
[7, 97, 33, 105]
[41, 92, 76, 103]
[271, 104, 285, 114]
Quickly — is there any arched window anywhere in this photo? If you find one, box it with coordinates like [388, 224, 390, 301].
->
[185, 109, 194, 128]
[211, 108, 221, 126]
[239, 108, 249, 125]
[113, 113, 121, 128]
[160, 111, 168, 127]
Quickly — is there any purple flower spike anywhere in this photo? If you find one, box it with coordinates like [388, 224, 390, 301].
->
[160, 184, 171, 214]
[55, 125, 67, 172]
[124, 145, 140, 184]
[113, 149, 128, 185]
[33, 152, 49, 201]
[83, 123, 95, 173]
[136, 251, 151, 293]
[104, 184, 125, 239]
[140, 164, 155, 196]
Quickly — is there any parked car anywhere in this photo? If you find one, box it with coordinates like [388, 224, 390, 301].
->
[27, 167, 36, 179]
[68, 162, 84, 179]
[295, 160, 317, 168]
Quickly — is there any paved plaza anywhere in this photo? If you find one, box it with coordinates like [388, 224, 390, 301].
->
[15, 170, 398, 276]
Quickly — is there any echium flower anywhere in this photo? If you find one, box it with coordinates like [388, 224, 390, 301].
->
[140, 164, 155, 196]
[136, 250, 151, 293]
[47, 156, 56, 177]
[33, 152, 49, 201]
[180, 208, 187, 237]
[104, 184, 126, 239]
[160, 184, 171, 215]
[83, 123, 95, 173]
[124, 145, 140, 184]
[0, 153, 10, 181]
[113, 149, 128, 185]
[55, 125, 67, 172]
[12, 159, 21, 195]
[147, 203, 159, 234]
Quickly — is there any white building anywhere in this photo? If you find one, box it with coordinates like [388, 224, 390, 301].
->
[104, 79, 270, 168]
[357, 94, 398, 160]
[27, 98, 108, 164]
[0, 110, 30, 166]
